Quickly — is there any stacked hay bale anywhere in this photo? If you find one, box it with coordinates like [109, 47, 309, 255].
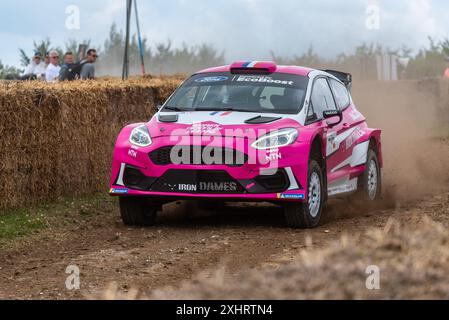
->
[0, 77, 181, 210]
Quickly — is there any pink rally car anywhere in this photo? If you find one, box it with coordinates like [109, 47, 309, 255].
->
[110, 61, 382, 228]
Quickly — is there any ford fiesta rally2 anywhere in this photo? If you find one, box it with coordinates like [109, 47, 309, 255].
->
[110, 61, 382, 228]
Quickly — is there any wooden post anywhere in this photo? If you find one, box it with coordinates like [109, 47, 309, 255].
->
[122, 0, 132, 80]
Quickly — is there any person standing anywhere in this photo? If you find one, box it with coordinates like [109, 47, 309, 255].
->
[59, 52, 76, 81]
[80, 49, 98, 80]
[45, 50, 61, 82]
[22, 52, 46, 80]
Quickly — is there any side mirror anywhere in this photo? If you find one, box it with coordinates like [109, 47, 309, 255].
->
[156, 105, 163, 111]
[323, 109, 342, 128]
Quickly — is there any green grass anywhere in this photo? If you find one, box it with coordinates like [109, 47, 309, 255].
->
[0, 193, 114, 242]
[0, 209, 46, 240]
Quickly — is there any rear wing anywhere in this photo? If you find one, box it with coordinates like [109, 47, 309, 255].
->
[322, 69, 352, 91]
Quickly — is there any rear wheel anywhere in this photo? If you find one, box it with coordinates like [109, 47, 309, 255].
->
[358, 149, 381, 201]
[284, 160, 324, 229]
[119, 197, 158, 226]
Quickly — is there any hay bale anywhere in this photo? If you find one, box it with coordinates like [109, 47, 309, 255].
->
[0, 77, 182, 211]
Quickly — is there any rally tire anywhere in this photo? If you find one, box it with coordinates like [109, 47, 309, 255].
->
[358, 149, 382, 201]
[284, 160, 324, 229]
[119, 197, 157, 226]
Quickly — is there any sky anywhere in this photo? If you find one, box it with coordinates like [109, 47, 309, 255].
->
[0, 0, 448, 68]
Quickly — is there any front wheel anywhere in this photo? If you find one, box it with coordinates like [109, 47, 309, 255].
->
[284, 160, 324, 229]
[119, 197, 158, 226]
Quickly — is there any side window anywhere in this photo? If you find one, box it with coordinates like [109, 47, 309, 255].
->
[310, 78, 336, 119]
[330, 79, 350, 110]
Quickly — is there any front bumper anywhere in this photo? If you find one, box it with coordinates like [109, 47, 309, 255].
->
[109, 136, 309, 202]
[110, 164, 305, 201]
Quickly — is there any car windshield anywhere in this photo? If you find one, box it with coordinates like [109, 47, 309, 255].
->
[164, 72, 309, 114]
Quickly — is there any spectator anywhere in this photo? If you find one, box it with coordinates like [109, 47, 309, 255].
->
[45, 50, 61, 82]
[80, 49, 98, 80]
[59, 51, 75, 81]
[22, 52, 46, 80]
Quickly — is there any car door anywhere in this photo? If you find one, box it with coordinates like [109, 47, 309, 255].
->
[326, 78, 363, 195]
[309, 77, 349, 190]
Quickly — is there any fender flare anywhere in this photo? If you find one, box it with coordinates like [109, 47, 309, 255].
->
[357, 128, 382, 167]
[307, 131, 328, 199]
[307, 131, 326, 161]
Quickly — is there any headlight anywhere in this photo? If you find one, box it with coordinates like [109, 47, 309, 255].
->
[251, 128, 298, 150]
[129, 125, 152, 147]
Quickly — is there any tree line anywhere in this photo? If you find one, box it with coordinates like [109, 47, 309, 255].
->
[1, 24, 448, 80]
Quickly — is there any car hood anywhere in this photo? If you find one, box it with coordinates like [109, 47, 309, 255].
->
[147, 111, 302, 139]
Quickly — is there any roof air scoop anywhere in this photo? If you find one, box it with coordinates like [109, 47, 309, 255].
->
[230, 61, 277, 75]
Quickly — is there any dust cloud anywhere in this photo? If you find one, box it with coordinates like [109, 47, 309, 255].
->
[353, 80, 449, 207]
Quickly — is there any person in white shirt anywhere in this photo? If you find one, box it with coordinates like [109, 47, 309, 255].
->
[45, 50, 61, 83]
[22, 52, 46, 80]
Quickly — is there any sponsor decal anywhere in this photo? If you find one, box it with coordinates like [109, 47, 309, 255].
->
[349, 108, 362, 121]
[208, 111, 233, 117]
[178, 184, 197, 192]
[326, 127, 359, 157]
[326, 131, 338, 155]
[110, 188, 129, 194]
[200, 182, 237, 192]
[186, 123, 222, 135]
[164, 182, 238, 192]
[234, 75, 294, 86]
[128, 148, 138, 158]
[195, 76, 228, 83]
[163, 183, 177, 191]
[220, 111, 233, 117]
[241, 61, 260, 68]
[266, 148, 282, 162]
[345, 126, 364, 150]
[277, 193, 305, 200]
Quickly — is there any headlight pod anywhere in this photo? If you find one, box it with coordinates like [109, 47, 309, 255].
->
[129, 125, 152, 147]
[251, 128, 298, 150]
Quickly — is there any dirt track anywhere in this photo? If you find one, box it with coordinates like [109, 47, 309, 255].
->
[0, 190, 446, 300]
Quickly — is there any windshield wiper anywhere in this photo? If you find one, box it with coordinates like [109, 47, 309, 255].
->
[194, 107, 256, 113]
[163, 106, 186, 112]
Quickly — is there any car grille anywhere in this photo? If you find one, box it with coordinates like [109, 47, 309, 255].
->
[149, 146, 248, 167]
